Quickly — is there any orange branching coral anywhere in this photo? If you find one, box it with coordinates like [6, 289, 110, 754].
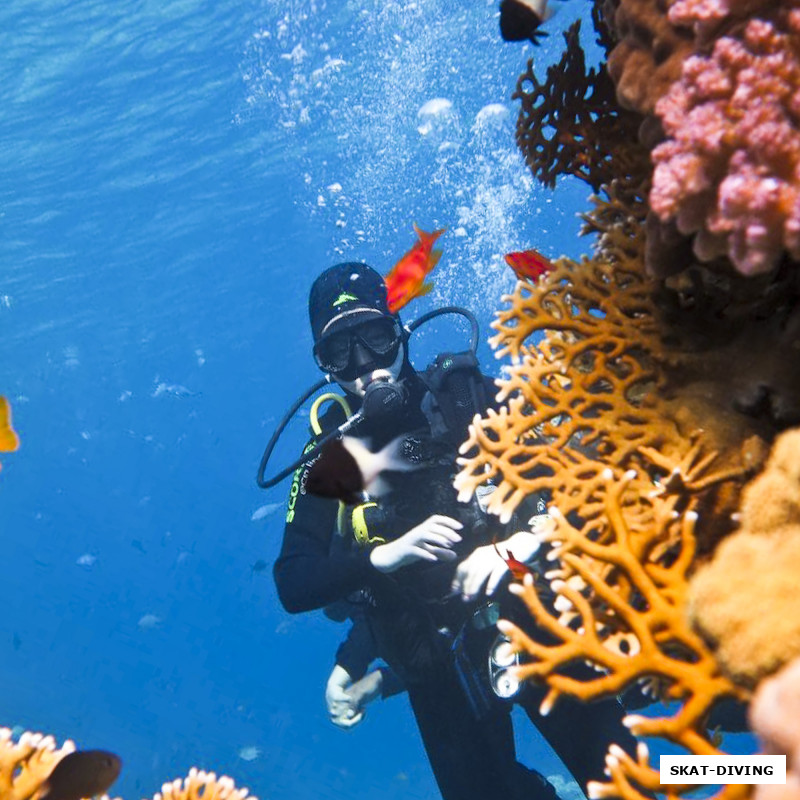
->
[454, 221, 759, 547]
[154, 769, 256, 800]
[496, 470, 747, 800]
[688, 428, 800, 688]
[513, 21, 647, 199]
[0, 728, 75, 800]
[454, 206, 769, 799]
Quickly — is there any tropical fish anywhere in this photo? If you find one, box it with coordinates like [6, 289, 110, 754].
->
[250, 558, 268, 576]
[306, 435, 416, 505]
[385, 224, 446, 313]
[0, 396, 19, 453]
[40, 750, 122, 800]
[499, 0, 555, 44]
[504, 248, 555, 283]
[493, 543, 531, 581]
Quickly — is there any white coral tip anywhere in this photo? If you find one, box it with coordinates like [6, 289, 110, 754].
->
[623, 714, 644, 729]
[587, 781, 604, 799]
[601, 468, 613, 480]
[554, 596, 573, 612]
[624, 469, 637, 480]
[609, 744, 626, 759]
[685, 511, 698, 522]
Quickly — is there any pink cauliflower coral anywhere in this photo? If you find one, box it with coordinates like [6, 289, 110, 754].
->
[668, 0, 781, 42]
[650, 10, 800, 276]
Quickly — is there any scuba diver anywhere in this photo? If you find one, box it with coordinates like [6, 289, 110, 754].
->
[266, 261, 638, 800]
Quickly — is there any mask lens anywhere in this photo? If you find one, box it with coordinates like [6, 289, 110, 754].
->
[314, 331, 352, 373]
[357, 318, 399, 355]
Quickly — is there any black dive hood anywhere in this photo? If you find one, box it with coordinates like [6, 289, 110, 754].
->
[256, 306, 479, 490]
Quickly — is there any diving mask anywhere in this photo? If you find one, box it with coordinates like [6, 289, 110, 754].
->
[313, 317, 402, 379]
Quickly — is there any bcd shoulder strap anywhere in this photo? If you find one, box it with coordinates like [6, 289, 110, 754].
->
[420, 351, 489, 445]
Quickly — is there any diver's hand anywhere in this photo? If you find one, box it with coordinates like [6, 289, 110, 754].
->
[325, 665, 383, 729]
[326, 664, 364, 728]
[369, 515, 463, 573]
[452, 531, 541, 600]
[346, 669, 383, 713]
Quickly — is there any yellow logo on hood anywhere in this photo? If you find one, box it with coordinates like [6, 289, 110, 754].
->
[333, 292, 358, 306]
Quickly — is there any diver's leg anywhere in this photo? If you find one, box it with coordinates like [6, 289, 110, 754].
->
[407, 670, 519, 800]
[518, 681, 637, 790]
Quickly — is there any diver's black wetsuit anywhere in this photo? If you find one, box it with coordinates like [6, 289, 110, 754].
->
[274, 367, 637, 800]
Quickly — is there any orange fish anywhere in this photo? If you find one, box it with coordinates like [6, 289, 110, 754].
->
[385, 224, 446, 313]
[504, 248, 554, 283]
[493, 543, 531, 581]
[0, 396, 19, 453]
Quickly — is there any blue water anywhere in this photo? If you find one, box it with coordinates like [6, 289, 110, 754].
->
[1, 1, 604, 797]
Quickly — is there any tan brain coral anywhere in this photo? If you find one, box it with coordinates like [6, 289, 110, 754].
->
[689, 428, 800, 687]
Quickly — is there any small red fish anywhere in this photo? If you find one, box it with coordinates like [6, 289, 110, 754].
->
[504, 248, 554, 283]
[493, 543, 531, 581]
[385, 224, 446, 313]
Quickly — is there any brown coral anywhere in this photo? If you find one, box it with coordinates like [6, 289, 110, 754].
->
[688, 428, 800, 687]
[513, 21, 648, 201]
[604, 0, 694, 115]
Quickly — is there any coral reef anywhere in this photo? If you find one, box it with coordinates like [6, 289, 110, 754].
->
[750, 657, 800, 800]
[496, 3, 800, 798]
[496, 470, 746, 800]
[455, 209, 766, 552]
[604, 0, 694, 115]
[688, 428, 800, 687]
[0, 728, 255, 800]
[513, 21, 649, 201]
[454, 205, 774, 799]
[651, 11, 800, 276]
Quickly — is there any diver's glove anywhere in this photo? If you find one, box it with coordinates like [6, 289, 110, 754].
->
[325, 664, 383, 729]
[451, 531, 541, 600]
[369, 514, 463, 573]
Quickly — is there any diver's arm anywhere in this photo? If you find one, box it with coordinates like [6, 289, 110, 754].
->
[335, 611, 376, 681]
[274, 527, 373, 613]
[273, 482, 373, 613]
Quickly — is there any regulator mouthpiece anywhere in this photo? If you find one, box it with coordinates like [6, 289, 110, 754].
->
[361, 377, 407, 421]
